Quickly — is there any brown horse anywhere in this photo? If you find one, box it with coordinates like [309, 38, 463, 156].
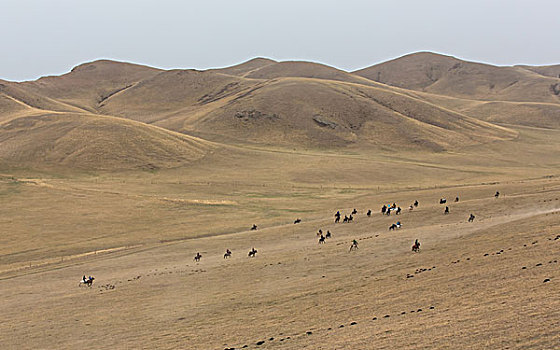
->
[79, 276, 95, 287]
[194, 252, 202, 262]
[224, 249, 232, 259]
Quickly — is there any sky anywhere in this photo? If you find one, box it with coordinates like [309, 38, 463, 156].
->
[1, 0, 558, 81]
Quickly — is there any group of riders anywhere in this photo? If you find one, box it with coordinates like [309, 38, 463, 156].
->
[80, 191, 498, 286]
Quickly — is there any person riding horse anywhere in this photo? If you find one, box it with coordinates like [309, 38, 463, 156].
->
[412, 239, 421, 252]
[367, 209, 372, 217]
[318, 234, 325, 244]
[194, 252, 202, 262]
[381, 205, 387, 214]
[224, 249, 232, 259]
[248, 248, 258, 257]
[468, 213, 475, 222]
[349, 239, 359, 251]
[326, 230, 331, 238]
[444, 206, 449, 214]
[495, 191, 500, 198]
[251, 224, 258, 230]
[80, 275, 95, 286]
[414, 200, 419, 207]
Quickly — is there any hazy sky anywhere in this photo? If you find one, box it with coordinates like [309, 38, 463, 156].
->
[1, 0, 558, 81]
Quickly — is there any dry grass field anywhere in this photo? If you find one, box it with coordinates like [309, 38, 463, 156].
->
[1, 53, 559, 349]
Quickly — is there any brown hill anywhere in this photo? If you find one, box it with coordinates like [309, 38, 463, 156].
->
[18, 60, 162, 113]
[207, 57, 276, 77]
[354, 52, 560, 103]
[98, 69, 255, 124]
[516, 64, 560, 78]
[243, 61, 374, 85]
[0, 112, 216, 170]
[183, 78, 516, 150]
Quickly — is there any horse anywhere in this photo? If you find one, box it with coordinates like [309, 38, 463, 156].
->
[251, 224, 258, 230]
[194, 253, 202, 262]
[317, 229, 323, 236]
[348, 214, 354, 222]
[79, 276, 95, 287]
[318, 235, 325, 244]
[343, 215, 349, 223]
[381, 205, 387, 214]
[409, 205, 414, 210]
[389, 223, 397, 231]
[248, 248, 257, 257]
[396, 207, 401, 215]
[224, 249, 232, 259]
[294, 218, 301, 224]
[351, 209, 357, 215]
[495, 191, 500, 198]
[455, 196, 459, 202]
[367, 209, 372, 217]
[349, 241, 359, 252]
[325, 230, 331, 239]
[468, 214, 475, 222]
[414, 200, 419, 207]
[335, 216, 340, 223]
[412, 242, 420, 252]
[444, 206, 449, 214]
[440, 198, 447, 204]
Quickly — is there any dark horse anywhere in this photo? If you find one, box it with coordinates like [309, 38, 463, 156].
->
[248, 248, 258, 257]
[396, 207, 401, 215]
[389, 223, 397, 231]
[468, 214, 475, 222]
[251, 224, 258, 230]
[412, 241, 420, 252]
[318, 235, 326, 244]
[367, 209, 372, 217]
[79, 276, 95, 287]
[351, 209, 358, 215]
[294, 218, 301, 224]
[325, 230, 332, 238]
[349, 240, 359, 252]
[444, 206, 449, 214]
[414, 200, 419, 207]
[224, 249, 232, 259]
[194, 252, 202, 262]
[495, 191, 500, 198]
[440, 198, 447, 204]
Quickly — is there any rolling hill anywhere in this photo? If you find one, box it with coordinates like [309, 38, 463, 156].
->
[0, 112, 216, 170]
[1, 52, 558, 170]
[354, 52, 560, 103]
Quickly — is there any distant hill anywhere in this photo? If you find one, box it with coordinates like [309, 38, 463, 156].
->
[516, 64, 560, 78]
[242, 61, 375, 85]
[354, 52, 560, 103]
[18, 60, 162, 113]
[1, 53, 558, 170]
[207, 57, 276, 77]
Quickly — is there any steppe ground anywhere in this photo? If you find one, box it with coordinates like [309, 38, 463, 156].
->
[1, 125, 559, 349]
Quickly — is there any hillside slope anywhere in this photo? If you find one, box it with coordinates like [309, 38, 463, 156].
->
[0, 113, 216, 170]
[354, 52, 560, 103]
